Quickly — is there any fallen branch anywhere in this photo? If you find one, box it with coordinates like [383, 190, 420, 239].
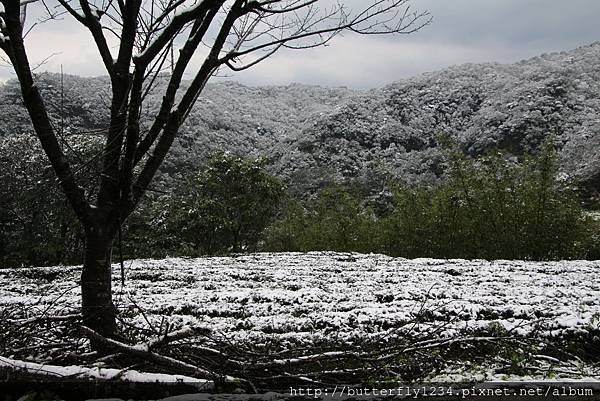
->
[80, 326, 216, 380]
[254, 350, 363, 368]
[375, 336, 520, 362]
[79, 325, 256, 392]
[0, 355, 212, 387]
[147, 325, 212, 350]
[251, 336, 519, 370]
[7, 313, 81, 326]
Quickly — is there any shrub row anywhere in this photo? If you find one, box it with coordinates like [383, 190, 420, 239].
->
[264, 141, 597, 260]
[1, 139, 597, 266]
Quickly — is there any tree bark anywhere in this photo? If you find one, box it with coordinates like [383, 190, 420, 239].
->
[81, 227, 117, 341]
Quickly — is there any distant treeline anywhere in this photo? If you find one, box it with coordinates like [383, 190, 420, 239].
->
[1, 137, 598, 268]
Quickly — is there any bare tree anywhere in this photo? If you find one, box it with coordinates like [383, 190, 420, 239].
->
[0, 0, 430, 342]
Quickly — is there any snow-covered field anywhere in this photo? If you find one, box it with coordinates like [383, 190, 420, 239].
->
[2, 252, 599, 343]
[1, 252, 600, 382]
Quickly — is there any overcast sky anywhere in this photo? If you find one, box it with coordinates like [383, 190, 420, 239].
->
[1, 0, 599, 88]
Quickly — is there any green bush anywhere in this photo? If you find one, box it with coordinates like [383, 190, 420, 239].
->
[127, 153, 286, 257]
[380, 140, 593, 260]
[264, 186, 377, 253]
[265, 140, 596, 260]
[120, 196, 174, 259]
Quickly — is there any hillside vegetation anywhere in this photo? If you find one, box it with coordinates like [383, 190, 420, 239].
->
[1, 43, 600, 195]
[279, 42, 600, 196]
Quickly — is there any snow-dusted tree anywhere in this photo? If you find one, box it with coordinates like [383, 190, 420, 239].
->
[0, 0, 429, 341]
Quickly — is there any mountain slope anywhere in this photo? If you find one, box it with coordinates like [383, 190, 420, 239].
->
[276, 42, 600, 194]
[1, 42, 599, 195]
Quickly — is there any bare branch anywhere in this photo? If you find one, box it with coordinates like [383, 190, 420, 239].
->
[131, 0, 247, 207]
[1, 1, 93, 225]
[72, 0, 116, 73]
[55, 0, 87, 24]
[133, 0, 216, 68]
[221, 0, 430, 70]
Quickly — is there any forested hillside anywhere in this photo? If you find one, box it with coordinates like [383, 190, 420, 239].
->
[0, 76, 355, 192]
[1, 42, 600, 195]
[276, 42, 600, 196]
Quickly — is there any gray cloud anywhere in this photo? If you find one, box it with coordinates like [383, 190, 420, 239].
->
[1, 0, 599, 88]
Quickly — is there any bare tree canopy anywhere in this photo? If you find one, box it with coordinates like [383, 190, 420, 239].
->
[0, 0, 429, 341]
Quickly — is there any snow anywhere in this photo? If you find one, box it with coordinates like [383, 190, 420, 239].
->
[1, 252, 599, 386]
[0, 356, 212, 388]
[1, 252, 599, 347]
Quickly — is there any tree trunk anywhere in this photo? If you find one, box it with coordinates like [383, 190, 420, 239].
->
[81, 228, 117, 341]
